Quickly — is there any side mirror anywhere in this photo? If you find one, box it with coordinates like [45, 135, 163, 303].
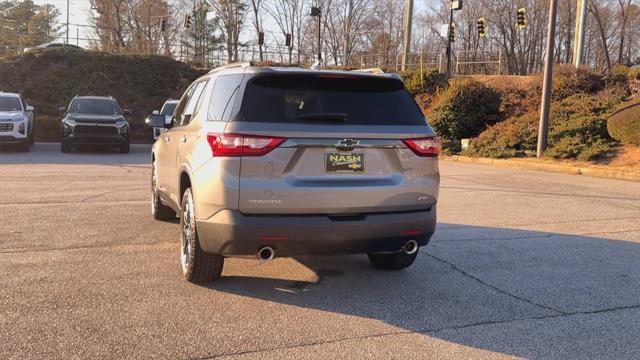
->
[58, 106, 66, 113]
[146, 114, 167, 128]
[123, 109, 132, 116]
[25, 105, 34, 112]
[152, 110, 159, 115]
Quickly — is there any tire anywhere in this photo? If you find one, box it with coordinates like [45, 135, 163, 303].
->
[180, 187, 224, 283]
[368, 250, 418, 271]
[151, 159, 175, 221]
[61, 141, 71, 153]
[120, 143, 130, 154]
[16, 140, 30, 152]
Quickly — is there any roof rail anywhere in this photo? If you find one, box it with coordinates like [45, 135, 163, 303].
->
[208, 62, 252, 74]
[352, 68, 385, 75]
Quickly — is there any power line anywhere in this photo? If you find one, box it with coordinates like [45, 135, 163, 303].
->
[0, 15, 93, 28]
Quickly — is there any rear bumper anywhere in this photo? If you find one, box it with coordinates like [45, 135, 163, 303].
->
[196, 207, 436, 257]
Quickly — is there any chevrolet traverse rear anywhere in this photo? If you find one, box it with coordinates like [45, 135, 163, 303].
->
[147, 63, 440, 283]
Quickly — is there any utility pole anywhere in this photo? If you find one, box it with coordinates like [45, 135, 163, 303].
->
[537, 0, 559, 157]
[446, 1, 462, 76]
[343, 0, 352, 67]
[66, 0, 70, 45]
[401, 0, 413, 72]
[572, 0, 587, 67]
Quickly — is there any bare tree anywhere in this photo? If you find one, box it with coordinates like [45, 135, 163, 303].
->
[209, 0, 248, 62]
[249, 0, 263, 61]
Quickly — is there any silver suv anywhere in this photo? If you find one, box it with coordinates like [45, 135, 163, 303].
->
[147, 63, 440, 283]
[0, 92, 35, 152]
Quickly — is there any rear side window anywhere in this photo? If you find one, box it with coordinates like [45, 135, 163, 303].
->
[184, 81, 208, 117]
[239, 74, 425, 125]
[160, 102, 177, 116]
[208, 74, 243, 121]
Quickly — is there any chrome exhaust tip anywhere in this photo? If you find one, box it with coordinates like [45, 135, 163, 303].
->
[257, 246, 275, 261]
[403, 240, 418, 255]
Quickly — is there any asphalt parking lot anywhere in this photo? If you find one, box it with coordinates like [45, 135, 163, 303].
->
[1, 143, 639, 359]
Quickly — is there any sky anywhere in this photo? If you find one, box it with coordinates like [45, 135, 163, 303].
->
[34, 0, 93, 46]
[33, 0, 431, 48]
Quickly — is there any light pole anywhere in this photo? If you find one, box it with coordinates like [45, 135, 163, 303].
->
[537, 0, 559, 157]
[446, 1, 462, 76]
[66, 0, 70, 45]
[310, 6, 322, 62]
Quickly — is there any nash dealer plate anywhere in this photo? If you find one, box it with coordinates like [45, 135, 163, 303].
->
[325, 152, 365, 173]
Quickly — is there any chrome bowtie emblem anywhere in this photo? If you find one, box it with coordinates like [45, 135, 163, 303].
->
[336, 139, 359, 150]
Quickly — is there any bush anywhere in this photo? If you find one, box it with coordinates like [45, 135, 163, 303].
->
[467, 93, 616, 160]
[466, 112, 538, 158]
[0, 48, 205, 142]
[427, 78, 500, 151]
[546, 97, 612, 160]
[628, 67, 640, 94]
[608, 103, 640, 146]
[552, 64, 604, 100]
[607, 65, 630, 84]
[401, 69, 448, 95]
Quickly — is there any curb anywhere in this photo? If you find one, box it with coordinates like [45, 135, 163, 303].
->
[441, 155, 640, 182]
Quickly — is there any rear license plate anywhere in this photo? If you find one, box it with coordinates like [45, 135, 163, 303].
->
[325, 152, 365, 173]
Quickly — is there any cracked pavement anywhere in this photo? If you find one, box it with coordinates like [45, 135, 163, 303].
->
[1, 143, 639, 359]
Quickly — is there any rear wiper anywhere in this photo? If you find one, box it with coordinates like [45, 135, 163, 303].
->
[299, 113, 347, 122]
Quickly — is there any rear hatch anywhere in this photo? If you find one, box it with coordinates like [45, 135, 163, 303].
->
[226, 72, 440, 215]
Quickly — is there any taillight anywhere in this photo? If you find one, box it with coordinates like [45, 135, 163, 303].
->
[206, 133, 286, 157]
[403, 137, 441, 157]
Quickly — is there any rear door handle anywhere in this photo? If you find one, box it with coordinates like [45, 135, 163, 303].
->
[165, 135, 171, 142]
[181, 135, 188, 143]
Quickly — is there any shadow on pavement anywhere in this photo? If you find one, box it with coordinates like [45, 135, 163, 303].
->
[0, 142, 151, 165]
[207, 224, 640, 358]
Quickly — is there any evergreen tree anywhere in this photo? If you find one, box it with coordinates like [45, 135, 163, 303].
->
[181, 2, 223, 67]
[0, 0, 62, 51]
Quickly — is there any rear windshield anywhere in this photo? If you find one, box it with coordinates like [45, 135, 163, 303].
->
[239, 74, 425, 125]
[0, 97, 22, 111]
[69, 98, 121, 116]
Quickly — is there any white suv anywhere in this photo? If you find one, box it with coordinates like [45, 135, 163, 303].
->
[0, 92, 34, 152]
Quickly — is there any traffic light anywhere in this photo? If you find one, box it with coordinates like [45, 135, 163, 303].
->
[258, 32, 264, 45]
[285, 33, 291, 47]
[184, 14, 192, 29]
[449, 23, 456, 43]
[477, 17, 487, 37]
[517, 7, 526, 29]
[160, 18, 167, 32]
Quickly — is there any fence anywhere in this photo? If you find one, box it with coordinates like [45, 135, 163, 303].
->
[358, 52, 443, 72]
[355, 50, 503, 75]
[454, 50, 503, 75]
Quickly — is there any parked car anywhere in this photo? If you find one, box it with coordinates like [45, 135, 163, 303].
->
[146, 63, 440, 283]
[147, 99, 179, 140]
[23, 42, 83, 53]
[60, 96, 131, 153]
[0, 92, 35, 152]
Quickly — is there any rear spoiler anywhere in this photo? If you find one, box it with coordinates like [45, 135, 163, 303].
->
[352, 68, 402, 80]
